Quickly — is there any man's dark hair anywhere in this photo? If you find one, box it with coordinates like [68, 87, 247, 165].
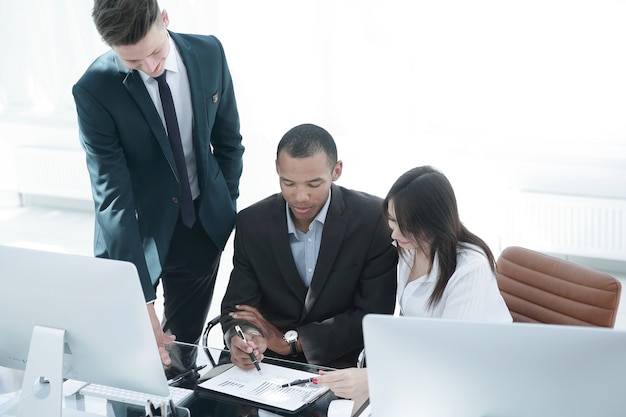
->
[92, 0, 161, 46]
[277, 124, 338, 169]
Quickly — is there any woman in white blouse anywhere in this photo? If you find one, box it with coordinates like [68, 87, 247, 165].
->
[316, 165, 512, 400]
[388, 166, 511, 321]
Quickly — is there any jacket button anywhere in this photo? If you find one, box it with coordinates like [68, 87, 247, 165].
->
[172, 196, 179, 204]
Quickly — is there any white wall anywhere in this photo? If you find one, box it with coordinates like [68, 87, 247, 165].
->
[1, 0, 626, 252]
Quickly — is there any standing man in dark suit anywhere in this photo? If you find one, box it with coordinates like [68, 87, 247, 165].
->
[221, 124, 397, 369]
[73, 0, 244, 366]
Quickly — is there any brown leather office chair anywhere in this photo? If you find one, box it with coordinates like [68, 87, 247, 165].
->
[496, 246, 622, 328]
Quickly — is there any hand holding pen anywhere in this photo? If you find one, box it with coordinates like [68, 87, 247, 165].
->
[235, 324, 262, 373]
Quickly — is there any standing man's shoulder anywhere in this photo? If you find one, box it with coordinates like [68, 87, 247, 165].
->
[170, 32, 225, 56]
[74, 49, 126, 90]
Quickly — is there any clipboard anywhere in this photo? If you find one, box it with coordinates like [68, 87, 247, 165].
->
[194, 362, 332, 414]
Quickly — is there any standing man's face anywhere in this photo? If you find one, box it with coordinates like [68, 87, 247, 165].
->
[276, 151, 342, 232]
[112, 10, 170, 78]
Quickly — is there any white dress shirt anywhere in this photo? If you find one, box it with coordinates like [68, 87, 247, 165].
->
[397, 243, 512, 322]
[138, 34, 199, 200]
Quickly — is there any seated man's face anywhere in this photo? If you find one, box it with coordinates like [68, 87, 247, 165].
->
[276, 150, 341, 232]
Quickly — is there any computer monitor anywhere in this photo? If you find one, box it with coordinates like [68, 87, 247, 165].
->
[363, 314, 626, 417]
[0, 245, 170, 416]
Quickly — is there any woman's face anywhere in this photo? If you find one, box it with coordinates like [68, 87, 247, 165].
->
[387, 200, 418, 250]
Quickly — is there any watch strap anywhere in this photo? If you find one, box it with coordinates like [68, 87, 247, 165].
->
[288, 339, 297, 356]
[284, 331, 298, 357]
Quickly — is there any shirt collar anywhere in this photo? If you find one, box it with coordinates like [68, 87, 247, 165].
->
[286, 190, 332, 235]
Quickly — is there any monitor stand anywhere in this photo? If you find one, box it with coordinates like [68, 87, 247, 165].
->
[17, 325, 65, 417]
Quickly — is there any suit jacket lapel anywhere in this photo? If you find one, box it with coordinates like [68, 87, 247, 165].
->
[269, 195, 308, 302]
[120, 62, 177, 171]
[302, 185, 346, 318]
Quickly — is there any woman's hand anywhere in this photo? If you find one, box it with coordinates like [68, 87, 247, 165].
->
[315, 368, 369, 400]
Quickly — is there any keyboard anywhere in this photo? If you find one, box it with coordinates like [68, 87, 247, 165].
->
[79, 383, 194, 408]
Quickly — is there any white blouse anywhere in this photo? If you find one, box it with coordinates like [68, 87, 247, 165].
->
[397, 243, 512, 322]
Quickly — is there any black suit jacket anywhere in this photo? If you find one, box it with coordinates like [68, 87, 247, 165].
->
[72, 32, 244, 301]
[221, 184, 398, 368]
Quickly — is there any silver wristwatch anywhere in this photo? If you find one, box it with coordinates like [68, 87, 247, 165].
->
[283, 330, 298, 357]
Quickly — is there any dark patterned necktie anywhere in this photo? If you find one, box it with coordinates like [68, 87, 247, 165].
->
[155, 71, 196, 228]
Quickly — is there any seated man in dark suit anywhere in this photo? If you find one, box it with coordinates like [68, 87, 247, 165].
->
[220, 123, 397, 369]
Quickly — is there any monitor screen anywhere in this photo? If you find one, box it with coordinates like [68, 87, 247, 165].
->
[0, 245, 170, 405]
[363, 314, 626, 417]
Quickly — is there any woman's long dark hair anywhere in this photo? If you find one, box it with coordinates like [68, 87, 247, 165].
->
[383, 166, 496, 309]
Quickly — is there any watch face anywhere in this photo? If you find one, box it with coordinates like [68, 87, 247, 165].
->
[284, 330, 298, 341]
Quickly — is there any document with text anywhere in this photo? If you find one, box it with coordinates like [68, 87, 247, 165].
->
[197, 362, 329, 412]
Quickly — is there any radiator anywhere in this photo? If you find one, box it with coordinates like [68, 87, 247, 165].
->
[503, 191, 626, 262]
[15, 147, 92, 201]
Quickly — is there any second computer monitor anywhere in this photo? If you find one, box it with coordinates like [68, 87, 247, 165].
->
[363, 314, 626, 417]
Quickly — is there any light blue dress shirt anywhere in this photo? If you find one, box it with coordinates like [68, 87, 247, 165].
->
[286, 191, 331, 287]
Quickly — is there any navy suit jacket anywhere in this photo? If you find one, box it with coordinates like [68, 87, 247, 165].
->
[221, 184, 398, 368]
[72, 32, 244, 301]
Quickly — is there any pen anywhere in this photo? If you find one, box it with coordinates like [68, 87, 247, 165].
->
[167, 364, 207, 386]
[280, 377, 317, 388]
[235, 324, 261, 372]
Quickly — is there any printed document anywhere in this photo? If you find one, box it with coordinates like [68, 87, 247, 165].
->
[198, 362, 329, 412]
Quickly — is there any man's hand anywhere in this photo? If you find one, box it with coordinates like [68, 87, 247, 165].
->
[147, 303, 175, 366]
[229, 304, 292, 356]
[229, 331, 266, 370]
